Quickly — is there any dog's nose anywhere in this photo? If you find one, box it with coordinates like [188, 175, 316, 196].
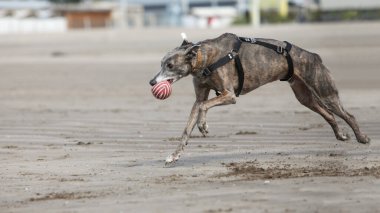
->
[149, 79, 157, 86]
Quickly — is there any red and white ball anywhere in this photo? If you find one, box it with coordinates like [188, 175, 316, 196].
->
[151, 80, 172, 100]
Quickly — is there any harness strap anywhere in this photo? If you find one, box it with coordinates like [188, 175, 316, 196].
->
[234, 54, 244, 96]
[202, 40, 244, 97]
[203, 52, 235, 76]
[239, 37, 294, 81]
[202, 36, 294, 97]
[281, 41, 294, 81]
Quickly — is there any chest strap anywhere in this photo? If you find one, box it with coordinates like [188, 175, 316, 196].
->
[202, 39, 244, 97]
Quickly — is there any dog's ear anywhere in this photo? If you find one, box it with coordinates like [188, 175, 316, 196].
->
[184, 44, 200, 60]
[181, 39, 191, 46]
[180, 32, 190, 46]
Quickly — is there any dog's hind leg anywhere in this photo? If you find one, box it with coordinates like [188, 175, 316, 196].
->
[299, 61, 370, 144]
[290, 76, 349, 141]
[325, 99, 370, 144]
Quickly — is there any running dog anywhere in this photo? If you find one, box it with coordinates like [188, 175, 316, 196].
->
[149, 33, 370, 165]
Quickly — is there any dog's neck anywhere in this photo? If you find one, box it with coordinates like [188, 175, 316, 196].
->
[191, 48, 204, 72]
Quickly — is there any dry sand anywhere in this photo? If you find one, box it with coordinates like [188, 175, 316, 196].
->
[1, 22, 380, 212]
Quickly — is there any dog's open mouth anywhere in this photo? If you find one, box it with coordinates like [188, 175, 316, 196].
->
[168, 79, 174, 84]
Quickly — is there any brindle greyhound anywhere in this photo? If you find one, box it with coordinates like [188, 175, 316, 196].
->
[149, 33, 370, 165]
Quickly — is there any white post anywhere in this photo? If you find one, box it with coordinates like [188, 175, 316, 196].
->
[181, 0, 189, 14]
[251, 0, 261, 28]
[119, 0, 128, 29]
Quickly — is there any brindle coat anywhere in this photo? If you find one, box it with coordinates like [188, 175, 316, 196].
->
[149, 33, 370, 165]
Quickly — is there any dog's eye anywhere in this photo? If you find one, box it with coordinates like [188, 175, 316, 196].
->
[166, 63, 174, 69]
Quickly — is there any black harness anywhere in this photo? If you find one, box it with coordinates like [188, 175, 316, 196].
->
[202, 37, 294, 97]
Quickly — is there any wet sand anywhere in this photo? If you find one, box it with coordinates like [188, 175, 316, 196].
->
[1, 22, 380, 212]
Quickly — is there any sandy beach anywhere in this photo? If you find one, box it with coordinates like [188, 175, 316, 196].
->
[1, 22, 380, 212]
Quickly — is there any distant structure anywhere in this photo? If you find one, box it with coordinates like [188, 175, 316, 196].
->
[126, 0, 288, 28]
[2, 0, 378, 34]
[0, 0, 290, 33]
[54, 3, 114, 29]
[261, 0, 288, 17]
[125, 0, 243, 28]
[0, 0, 66, 34]
[317, 0, 380, 11]
[297, 0, 380, 21]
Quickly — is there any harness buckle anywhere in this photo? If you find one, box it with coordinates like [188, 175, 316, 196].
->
[243, 37, 250, 42]
[242, 37, 256, 43]
[277, 46, 284, 54]
[202, 67, 212, 76]
[227, 53, 234, 59]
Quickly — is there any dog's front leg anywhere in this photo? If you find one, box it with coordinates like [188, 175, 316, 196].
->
[197, 91, 236, 136]
[165, 86, 210, 165]
[165, 102, 200, 164]
[197, 111, 209, 137]
[198, 89, 237, 126]
[165, 89, 236, 165]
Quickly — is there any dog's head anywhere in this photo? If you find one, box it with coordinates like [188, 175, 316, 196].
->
[149, 35, 200, 86]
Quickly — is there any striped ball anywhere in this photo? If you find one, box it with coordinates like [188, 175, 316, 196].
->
[151, 80, 172, 100]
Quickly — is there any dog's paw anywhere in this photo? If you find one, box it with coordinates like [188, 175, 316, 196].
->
[164, 154, 180, 167]
[164, 161, 177, 168]
[357, 134, 370, 144]
[197, 121, 209, 137]
[336, 131, 350, 141]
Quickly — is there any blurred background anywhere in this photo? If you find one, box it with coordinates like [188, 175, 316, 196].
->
[0, 0, 379, 119]
[1, 0, 380, 33]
